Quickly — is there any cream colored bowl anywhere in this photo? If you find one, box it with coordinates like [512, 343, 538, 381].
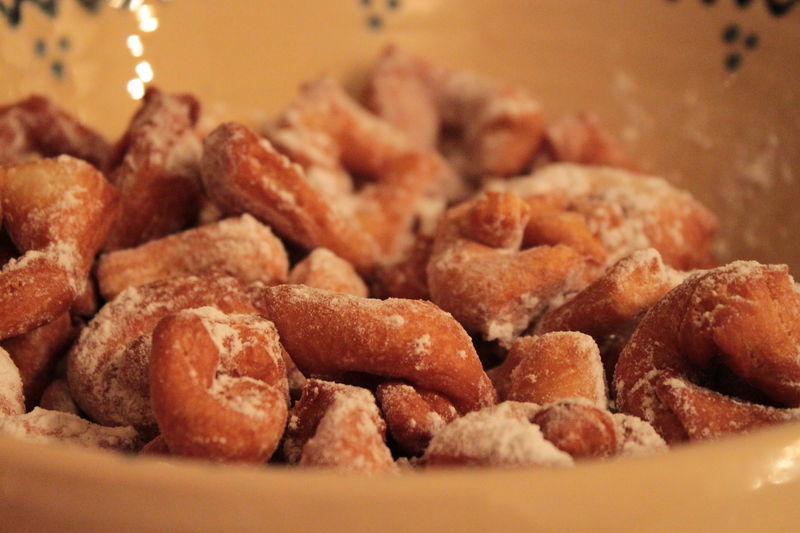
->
[1, 1, 799, 531]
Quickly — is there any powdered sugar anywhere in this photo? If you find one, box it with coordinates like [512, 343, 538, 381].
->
[67, 275, 253, 428]
[386, 314, 406, 327]
[0, 407, 141, 451]
[207, 375, 279, 421]
[425, 402, 574, 467]
[612, 413, 667, 457]
[0, 348, 24, 416]
[298, 385, 395, 472]
[3, 241, 82, 293]
[412, 334, 432, 355]
[494, 163, 714, 266]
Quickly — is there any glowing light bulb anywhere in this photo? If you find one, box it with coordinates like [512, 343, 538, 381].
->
[127, 78, 145, 100]
[135, 61, 154, 82]
[139, 17, 159, 32]
[126, 34, 143, 57]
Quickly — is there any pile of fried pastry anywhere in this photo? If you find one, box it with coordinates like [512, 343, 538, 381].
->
[1, 47, 798, 472]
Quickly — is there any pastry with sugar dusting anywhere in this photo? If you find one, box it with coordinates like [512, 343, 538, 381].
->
[263, 76, 454, 264]
[67, 275, 256, 429]
[492, 163, 718, 270]
[488, 331, 607, 408]
[364, 45, 543, 179]
[149, 307, 289, 462]
[202, 121, 379, 273]
[284, 379, 395, 472]
[96, 214, 289, 301]
[1, 312, 74, 410]
[251, 284, 497, 414]
[614, 261, 800, 443]
[427, 190, 596, 346]
[287, 247, 368, 297]
[103, 88, 203, 251]
[376, 381, 459, 456]
[531, 400, 619, 459]
[0, 95, 111, 169]
[0, 156, 118, 340]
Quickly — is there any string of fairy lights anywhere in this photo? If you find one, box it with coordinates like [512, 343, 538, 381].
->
[110, 0, 160, 99]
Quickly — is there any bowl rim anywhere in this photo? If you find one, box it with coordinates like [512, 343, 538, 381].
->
[3, 419, 800, 531]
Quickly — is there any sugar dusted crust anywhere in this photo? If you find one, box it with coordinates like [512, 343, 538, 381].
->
[67, 276, 255, 428]
[424, 402, 573, 467]
[252, 284, 496, 414]
[494, 163, 718, 270]
[427, 192, 593, 346]
[149, 308, 288, 462]
[2, 50, 798, 475]
[97, 214, 289, 300]
[614, 262, 800, 443]
[0, 156, 118, 340]
[0, 348, 24, 416]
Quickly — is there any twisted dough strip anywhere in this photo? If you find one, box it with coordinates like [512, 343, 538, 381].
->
[265, 77, 455, 255]
[614, 261, 800, 443]
[530, 400, 618, 459]
[535, 249, 685, 339]
[67, 275, 256, 429]
[364, 46, 544, 177]
[287, 248, 367, 297]
[1, 312, 74, 409]
[149, 307, 288, 462]
[494, 163, 718, 270]
[0, 156, 118, 340]
[284, 379, 394, 472]
[104, 88, 203, 251]
[427, 190, 593, 345]
[251, 284, 496, 414]
[489, 332, 607, 408]
[0, 193, 100, 320]
[201, 122, 378, 273]
[543, 112, 635, 170]
[653, 374, 800, 441]
[0, 95, 110, 169]
[533, 249, 688, 379]
[376, 381, 458, 456]
[96, 214, 289, 301]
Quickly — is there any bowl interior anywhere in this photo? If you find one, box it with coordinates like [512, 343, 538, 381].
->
[1, 1, 800, 532]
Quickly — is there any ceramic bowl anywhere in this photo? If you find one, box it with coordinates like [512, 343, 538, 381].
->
[1, 1, 799, 531]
